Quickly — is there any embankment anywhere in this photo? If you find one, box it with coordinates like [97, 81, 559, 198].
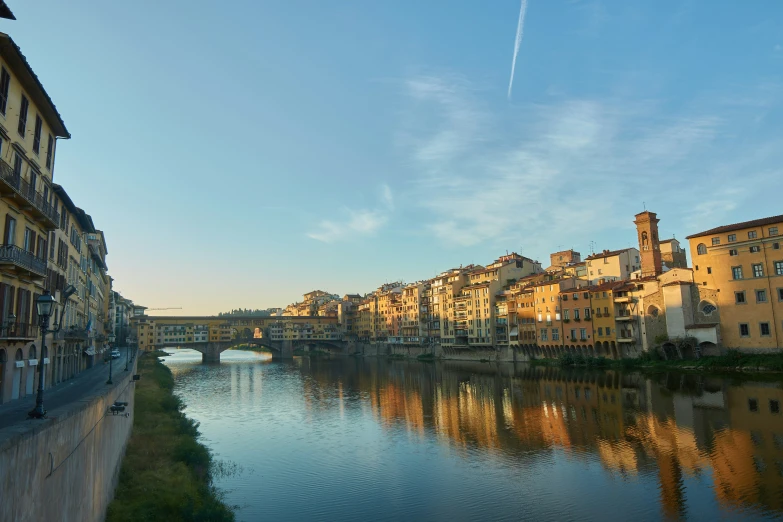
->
[0, 359, 137, 522]
[105, 351, 233, 522]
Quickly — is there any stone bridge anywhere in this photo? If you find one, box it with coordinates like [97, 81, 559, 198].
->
[158, 337, 350, 363]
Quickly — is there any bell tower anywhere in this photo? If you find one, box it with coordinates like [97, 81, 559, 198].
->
[634, 211, 662, 278]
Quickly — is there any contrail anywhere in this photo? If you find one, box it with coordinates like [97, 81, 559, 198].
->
[507, 0, 528, 99]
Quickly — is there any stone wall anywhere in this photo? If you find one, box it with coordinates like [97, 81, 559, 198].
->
[0, 359, 137, 522]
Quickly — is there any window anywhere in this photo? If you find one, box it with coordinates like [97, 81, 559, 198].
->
[771, 400, 780, 414]
[540, 329, 547, 341]
[580, 328, 587, 340]
[775, 243, 781, 250]
[573, 309, 580, 320]
[750, 246, 761, 253]
[712, 237, 720, 246]
[33, 115, 42, 154]
[760, 322, 771, 336]
[702, 303, 716, 315]
[757, 290, 767, 303]
[563, 309, 569, 320]
[707, 267, 712, 274]
[697, 243, 707, 255]
[749, 230, 758, 239]
[732, 266, 743, 280]
[739, 323, 750, 337]
[749, 398, 758, 412]
[0, 67, 9, 114]
[552, 328, 559, 341]
[728, 234, 737, 242]
[46, 134, 54, 170]
[771, 227, 779, 237]
[753, 264, 764, 277]
[3, 214, 16, 245]
[729, 249, 738, 256]
[775, 261, 783, 275]
[570, 329, 577, 340]
[17, 94, 28, 136]
[598, 327, 603, 335]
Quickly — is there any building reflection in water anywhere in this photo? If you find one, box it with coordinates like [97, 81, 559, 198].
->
[300, 358, 783, 519]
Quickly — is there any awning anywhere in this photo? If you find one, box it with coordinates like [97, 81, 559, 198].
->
[84, 347, 96, 356]
[510, 327, 519, 336]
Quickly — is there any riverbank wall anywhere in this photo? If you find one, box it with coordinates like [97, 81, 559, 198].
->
[347, 341, 528, 363]
[0, 359, 137, 522]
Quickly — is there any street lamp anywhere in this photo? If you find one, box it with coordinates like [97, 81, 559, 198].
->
[28, 285, 77, 419]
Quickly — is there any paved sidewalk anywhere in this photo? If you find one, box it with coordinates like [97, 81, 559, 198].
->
[0, 350, 134, 430]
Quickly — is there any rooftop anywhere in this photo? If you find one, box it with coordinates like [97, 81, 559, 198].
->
[685, 214, 783, 239]
[585, 248, 635, 261]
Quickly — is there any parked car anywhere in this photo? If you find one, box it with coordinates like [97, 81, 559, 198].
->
[111, 349, 121, 359]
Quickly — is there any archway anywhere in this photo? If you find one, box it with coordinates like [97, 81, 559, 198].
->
[26, 346, 37, 395]
[610, 341, 618, 359]
[0, 348, 5, 403]
[699, 341, 718, 357]
[662, 342, 677, 360]
[12, 349, 23, 399]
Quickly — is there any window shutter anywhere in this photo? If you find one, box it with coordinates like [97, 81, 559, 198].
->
[3, 214, 12, 246]
[32, 292, 39, 325]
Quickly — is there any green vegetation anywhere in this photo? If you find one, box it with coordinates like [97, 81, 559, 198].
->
[106, 351, 234, 522]
[416, 353, 437, 361]
[387, 353, 406, 360]
[534, 349, 783, 372]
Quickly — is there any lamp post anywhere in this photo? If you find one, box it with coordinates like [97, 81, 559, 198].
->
[28, 291, 55, 419]
[28, 285, 77, 419]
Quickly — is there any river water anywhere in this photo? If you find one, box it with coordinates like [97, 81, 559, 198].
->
[159, 349, 783, 521]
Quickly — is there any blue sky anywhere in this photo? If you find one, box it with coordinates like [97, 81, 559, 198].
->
[5, 1, 783, 314]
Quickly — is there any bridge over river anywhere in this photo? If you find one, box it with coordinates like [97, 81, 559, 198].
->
[131, 314, 352, 362]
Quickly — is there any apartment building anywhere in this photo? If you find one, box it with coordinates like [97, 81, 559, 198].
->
[687, 214, 783, 352]
[584, 248, 641, 284]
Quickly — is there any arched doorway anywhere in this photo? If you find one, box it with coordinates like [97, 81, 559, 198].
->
[26, 346, 37, 396]
[12, 348, 23, 399]
[699, 341, 718, 357]
[662, 342, 677, 360]
[0, 348, 6, 403]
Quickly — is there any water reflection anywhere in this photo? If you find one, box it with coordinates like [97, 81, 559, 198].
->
[161, 349, 783, 521]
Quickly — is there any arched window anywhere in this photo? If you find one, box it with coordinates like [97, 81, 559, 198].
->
[647, 305, 660, 318]
[641, 232, 649, 250]
[29, 346, 36, 360]
[697, 243, 707, 255]
[699, 300, 717, 316]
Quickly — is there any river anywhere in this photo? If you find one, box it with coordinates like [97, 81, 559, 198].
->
[159, 349, 783, 521]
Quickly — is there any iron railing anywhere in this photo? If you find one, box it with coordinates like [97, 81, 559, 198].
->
[0, 322, 40, 339]
[0, 244, 47, 276]
[57, 327, 89, 341]
[0, 158, 60, 227]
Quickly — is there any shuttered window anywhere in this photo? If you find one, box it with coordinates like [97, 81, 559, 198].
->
[17, 94, 28, 136]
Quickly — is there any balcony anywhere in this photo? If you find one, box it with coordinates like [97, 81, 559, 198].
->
[57, 326, 89, 341]
[0, 322, 39, 340]
[617, 335, 635, 343]
[614, 296, 632, 303]
[615, 310, 632, 321]
[0, 158, 60, 229]
[0, 245, 47, 278]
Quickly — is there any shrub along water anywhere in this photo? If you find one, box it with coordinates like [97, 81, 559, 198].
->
[106, 351, 234, 522]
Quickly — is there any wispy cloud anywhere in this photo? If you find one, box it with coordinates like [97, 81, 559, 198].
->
[401, 74, 783, 252]
[307, 184, 394, 243]
[507, 0, 529, 99]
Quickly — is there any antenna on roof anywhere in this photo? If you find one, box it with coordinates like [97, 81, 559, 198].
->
[589, 240, 596, 256]
[643, 201, 646, 211]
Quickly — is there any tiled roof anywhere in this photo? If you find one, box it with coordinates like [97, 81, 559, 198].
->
[0, 33, 69, 138]
[584, 248, 634, 261]
[685, 215, 783, 239]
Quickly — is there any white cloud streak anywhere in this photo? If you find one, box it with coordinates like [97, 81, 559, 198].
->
[507, 0, 529, 99]
[402, 75, 783, 253]
[307, 185, 394, 243]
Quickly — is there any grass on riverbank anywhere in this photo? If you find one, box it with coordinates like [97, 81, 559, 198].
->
[531, 350, 783, 372]
[106, 351, 234, 522]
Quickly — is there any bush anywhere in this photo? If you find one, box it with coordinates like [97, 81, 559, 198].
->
[559, 353, 575, 367]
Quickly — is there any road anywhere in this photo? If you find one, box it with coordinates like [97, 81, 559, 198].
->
[0, 349, 134, 431]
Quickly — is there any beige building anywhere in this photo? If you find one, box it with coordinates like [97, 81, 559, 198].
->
[686, 214, 783, 352]
[584, 247, 640, 284]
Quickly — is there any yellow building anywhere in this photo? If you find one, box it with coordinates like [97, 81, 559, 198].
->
[0, 32, 72, 404]
[686, 215, 783, 351]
